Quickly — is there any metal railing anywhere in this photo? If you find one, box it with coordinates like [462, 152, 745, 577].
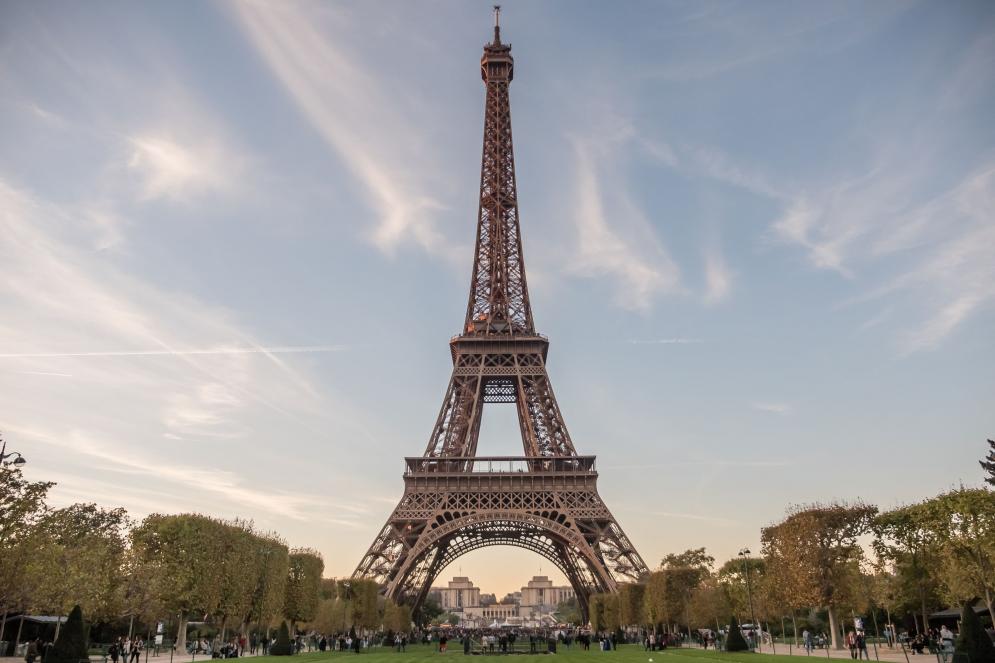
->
[404, 456, 596, 475]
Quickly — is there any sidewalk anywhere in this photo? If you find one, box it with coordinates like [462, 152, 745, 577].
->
[0, 650, 270, 663]
[689, 642, 931, 663]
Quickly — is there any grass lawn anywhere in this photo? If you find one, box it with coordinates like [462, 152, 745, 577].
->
[241, 645, 812, 663]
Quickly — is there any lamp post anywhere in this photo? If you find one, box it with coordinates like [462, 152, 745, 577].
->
[739, 548, 759, 651]
[0, 433, 27, 466]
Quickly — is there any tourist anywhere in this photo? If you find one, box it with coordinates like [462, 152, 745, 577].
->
[24, 637, 41, 663]
[803, 629, 812, 653]
[129, 639, 141, 663]
[846, 630, 857, 659]
[439, 633, 448, 654]
[940, 625, 954, 649]
[856, 631, 869, 660]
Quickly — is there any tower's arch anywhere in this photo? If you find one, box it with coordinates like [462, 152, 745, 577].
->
[383, 511, 617, 620]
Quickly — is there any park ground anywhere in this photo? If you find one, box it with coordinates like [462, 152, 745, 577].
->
[0, 644, 927, 663]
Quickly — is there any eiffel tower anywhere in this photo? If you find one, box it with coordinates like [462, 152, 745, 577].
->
[353, 8, 649, 620]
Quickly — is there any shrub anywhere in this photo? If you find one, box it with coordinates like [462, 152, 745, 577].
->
[956, 603, 995, 663]
[726, 615, 750, 652]
[49, 605, 88, 663]
[270, 621, 293, 656]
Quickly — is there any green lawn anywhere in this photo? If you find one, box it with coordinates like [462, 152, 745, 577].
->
[241, 645, 812, 663]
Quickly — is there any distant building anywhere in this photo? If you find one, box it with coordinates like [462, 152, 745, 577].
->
[437, 576, 481, 612]
[520, 575, 575, 614]
[455, 575, 575, 627]
[502, 591, 522, 605]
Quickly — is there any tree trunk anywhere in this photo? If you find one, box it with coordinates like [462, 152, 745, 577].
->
[128, 614, 134, 640]
[921, 594, 928, 638]
[1, 610, 7, 650]
[176, 615, 189, 654]
[792, 612, 799, 647]
[14, 615, 24, 651]
[221, 615, 228, 642]
[828, 606, 841, 650]
[985, 587, 995, 630]
[54, 616, 61, 641]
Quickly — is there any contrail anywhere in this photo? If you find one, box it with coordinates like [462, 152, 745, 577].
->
[0, 345, 346, 359]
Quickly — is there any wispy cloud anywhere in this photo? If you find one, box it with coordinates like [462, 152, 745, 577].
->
[752, 402, 790, 415]
[127, 134, 241, 202]
[604, 459, 793, 470]
[0, 178, 376, 523]
[0, 345, 346, 359]
[568, 136, 682, 311]
[641, 510, 736, 525]
[703, 246, 732, 305]
[232, 2, 458, 260]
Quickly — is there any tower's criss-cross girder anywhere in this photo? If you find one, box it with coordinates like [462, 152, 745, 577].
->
[354, 10, 649, 620]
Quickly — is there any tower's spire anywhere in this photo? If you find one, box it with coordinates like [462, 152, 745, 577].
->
[466, 8, 531, 336]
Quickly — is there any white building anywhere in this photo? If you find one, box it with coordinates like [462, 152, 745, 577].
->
[437, 576, 481, 611]
[519, 575, 575, 614]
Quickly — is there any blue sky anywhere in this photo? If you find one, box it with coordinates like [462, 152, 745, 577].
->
[1, 1, 993, 594]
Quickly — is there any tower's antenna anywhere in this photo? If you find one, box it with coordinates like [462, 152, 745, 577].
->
[493, 5, 501, 44]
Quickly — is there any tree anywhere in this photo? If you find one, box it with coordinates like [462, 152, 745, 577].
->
[270, 621, 292, 656]
[243, 536, 290, 634]
[349, 579, 381, 631]
[129, 514, 228, 652]
[420, 595, 443, 625]
[725, 614, 749, 652]
[28, 503, 128, 620]
[216, 521, 258, 638]
[283, 548, 323, 629]
[955, 601, 995, 663]
[382, 600, 411, 633]
[661, 548, 714, 633]
[589, 593, 618, 632]
[918, 488, 995, 624]
[718, 556, 782, 624]
[617, 583, 645, 627]
[643, 571, 670, 630]
[688, 578, 732, 633]
[981, 439, 995, 487]
[48, 604, 88, 663]
[873, 504, 944, 634]
[555, 597, 582, 625]
[0, 465, 53, 619]
[761, 501, 877, 649]
[662, 548, 715, 575]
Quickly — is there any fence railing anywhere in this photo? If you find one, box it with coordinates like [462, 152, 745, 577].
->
[404, 456, 596, 475]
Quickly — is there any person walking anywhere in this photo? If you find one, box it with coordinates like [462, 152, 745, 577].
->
[25, 638, 41, 663]
[846, 631, 857, 660]
[856, 631, 869, 660]
[129, 639, 141, 663]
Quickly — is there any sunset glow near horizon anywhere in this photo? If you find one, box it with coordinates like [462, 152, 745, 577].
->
[1, 1, 993, 594]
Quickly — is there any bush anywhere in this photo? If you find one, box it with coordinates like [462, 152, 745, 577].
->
[956, 603, 995, 663]
[726, 615, 750, 652]
[49, 605, 88, 663]
[270, 622, 293, 656]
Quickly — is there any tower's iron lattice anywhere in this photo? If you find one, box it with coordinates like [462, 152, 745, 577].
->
[353, 10, 649, 621]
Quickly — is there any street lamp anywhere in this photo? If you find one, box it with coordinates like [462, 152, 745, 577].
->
[738, 548, 758, 651]
[0, 433, 27, 466]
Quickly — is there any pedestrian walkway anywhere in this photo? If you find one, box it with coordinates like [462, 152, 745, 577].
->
[0, 650, 269, 663]
[690, 642, 933, 663]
